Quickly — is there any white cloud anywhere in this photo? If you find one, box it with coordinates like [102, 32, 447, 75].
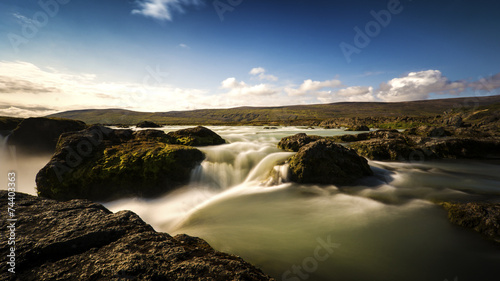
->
[317, 86, 375, 103]
[286, 78, 342, 96]
[336, 86, 373, 97]
[220, 77, 277, 96]
[132, 0, 203, 21]
[376, 70, 467, 102]
[179, 43, 190, 49]
[249, 67, 278, 81]
[299, 79, 343, 92]
[249, 67, 265, 75]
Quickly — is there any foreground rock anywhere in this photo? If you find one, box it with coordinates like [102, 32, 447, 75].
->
[441, 202, 500, 244]
[0, 191, 274, 281]
[287, 139, 373, 185]
[36, 126, 205, 201]
[8, 117, 86, 154]
[167, 126, 226, 146]
[136, 121, 161, 128]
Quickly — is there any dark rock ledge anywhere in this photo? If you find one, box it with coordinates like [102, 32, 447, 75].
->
[441, 201, 500, 244]
[0, 191, 274, 281]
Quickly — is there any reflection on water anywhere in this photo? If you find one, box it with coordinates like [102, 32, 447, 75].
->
[2, 126, 499, 280]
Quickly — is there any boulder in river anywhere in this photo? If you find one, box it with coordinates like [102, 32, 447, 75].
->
[7, 117, 86, 154]
[288, 139, 373, 185]
[0, 191, 274, 280]
[345, 125, 370, 131]
[277, 133, 323, 152]
[167, 126, 226, 146]
[136, 120, 161, 128]
[36, 126, 205, 201]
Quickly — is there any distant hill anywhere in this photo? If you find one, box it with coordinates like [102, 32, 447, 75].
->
[48, 95, 500, 125]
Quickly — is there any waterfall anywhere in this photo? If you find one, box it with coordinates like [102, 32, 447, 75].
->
[190, 141, 293, 190]
[0, 134, 12, 163]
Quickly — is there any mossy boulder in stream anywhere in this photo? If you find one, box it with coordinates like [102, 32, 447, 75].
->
[36, 126, 205, 201]
[287, 139, 373, 185]
[167, 126, 226, 146]
[441, 202, 500, 244]
[277, 133, 323, 152]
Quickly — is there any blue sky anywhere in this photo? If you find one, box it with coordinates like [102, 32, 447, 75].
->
[1, 0, 499, 117]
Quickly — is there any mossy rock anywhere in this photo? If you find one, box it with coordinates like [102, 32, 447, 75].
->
[441, 202, 500, 244]
[167, 126, 226, 146]
[277, 133, 323, 152]
[288, 139, 373, 185]
[345, 125, 370, 131]
[136, 121, 161, 128]
[36, 126, 204, 201]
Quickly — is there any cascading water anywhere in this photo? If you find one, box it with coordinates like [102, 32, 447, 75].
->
[104, 126, 500, 281]
[6, 126, 499, 281]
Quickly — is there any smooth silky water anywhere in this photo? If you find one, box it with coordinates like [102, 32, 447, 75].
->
[2, 127, 499, 280]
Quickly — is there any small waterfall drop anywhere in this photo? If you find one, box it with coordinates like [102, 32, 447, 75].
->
[190, 141, 289, 189]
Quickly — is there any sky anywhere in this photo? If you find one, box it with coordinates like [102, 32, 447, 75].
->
[0, 0, 499, 117]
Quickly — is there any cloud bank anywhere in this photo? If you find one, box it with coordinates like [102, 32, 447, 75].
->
[1, 61, 498, 117]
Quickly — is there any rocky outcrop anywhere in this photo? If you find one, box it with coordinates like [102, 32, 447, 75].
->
[404, 126, 452, 137]
[7, 117, 86, 154]
[36, 126, 205, 201]
[277, 133, 323, 152]
[136, 121, 161, 128]
[350, 129, 500, 161]
[281, 129, 500, 162]
[0, 191, 274, 280]
[441, 202, 500, 244]
[0, 116, 23, 136]
[287, 139, 373, 185]
[167, 126, 226, 146]
[345, 125, 370, 131]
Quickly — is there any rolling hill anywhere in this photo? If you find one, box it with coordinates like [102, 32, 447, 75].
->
[48, 95, 500, 125]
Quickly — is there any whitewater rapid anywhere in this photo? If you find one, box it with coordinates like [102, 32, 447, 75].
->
[2, 126, 499, 280]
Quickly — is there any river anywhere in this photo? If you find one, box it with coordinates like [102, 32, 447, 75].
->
[2, 126, 499, 280]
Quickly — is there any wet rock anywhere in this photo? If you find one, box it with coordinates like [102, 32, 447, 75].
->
[0, 191, 274, 281]
[288, 139, 373, 185]
[405, 126, 452, 137]
[348, 136, 416, 161]
[136, 121, 161, 128]
[36, 126, 205, 201]
[277, 133, 323, 152]
[7, 117, 86, 154]
[167, 126, 226, 146]
[337, 129, 500, 161]
[345, 125, 370, 131]
[441, 202, 500, 244]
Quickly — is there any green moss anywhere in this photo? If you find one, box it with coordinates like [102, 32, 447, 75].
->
[40, 140, 204, 201]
